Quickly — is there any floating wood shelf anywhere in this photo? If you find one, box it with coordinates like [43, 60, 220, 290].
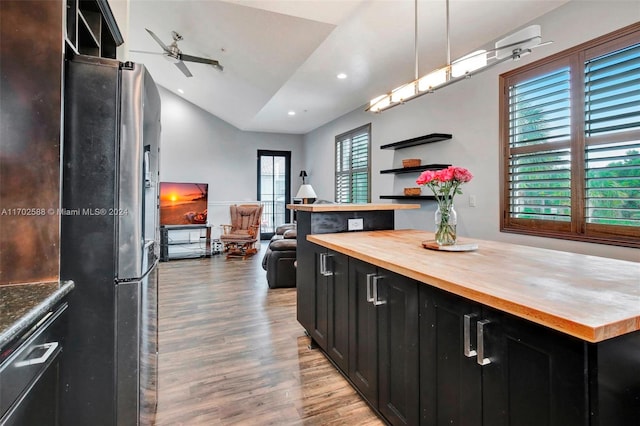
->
[380, 164, 451, 175]
[380, 133, 452, 150]
[379, 195, 436, 200]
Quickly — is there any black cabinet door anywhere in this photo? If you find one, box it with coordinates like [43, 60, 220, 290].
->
[327, 251, 349, 372]
[377, 270, 420, 426]
[482, 308, 589, 426]
[419, 287, 482, 426]
[295, 221, 314, 334]
[348, 258, 379, 408]
[311, 246, 328, 351]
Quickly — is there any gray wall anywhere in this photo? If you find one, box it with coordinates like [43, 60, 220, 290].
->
[301, 1, 640, 262]
[158, 86, 304, 228]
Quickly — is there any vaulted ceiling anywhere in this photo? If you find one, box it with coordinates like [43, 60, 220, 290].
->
[127, 0, 570, 134]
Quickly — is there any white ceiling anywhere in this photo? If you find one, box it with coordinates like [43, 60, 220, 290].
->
[127, 0, 570, 135]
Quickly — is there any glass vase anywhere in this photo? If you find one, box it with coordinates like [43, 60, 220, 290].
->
[435, 202, 457, 246]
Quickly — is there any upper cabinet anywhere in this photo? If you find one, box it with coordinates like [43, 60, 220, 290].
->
[66, 0, 123, 58]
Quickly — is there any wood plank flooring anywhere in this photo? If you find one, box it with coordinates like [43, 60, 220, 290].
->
[153, 245, 383, 425]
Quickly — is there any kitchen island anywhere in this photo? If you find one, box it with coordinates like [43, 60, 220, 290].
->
[303, 229, 640, 426]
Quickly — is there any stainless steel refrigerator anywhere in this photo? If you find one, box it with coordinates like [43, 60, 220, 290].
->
[60, 55, 161, 425]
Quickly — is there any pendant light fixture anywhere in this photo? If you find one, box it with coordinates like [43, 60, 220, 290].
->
[367, 0, 551, 113]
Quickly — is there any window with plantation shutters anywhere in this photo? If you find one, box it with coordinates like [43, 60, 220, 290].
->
[500, 23, 640, 248]
[507, 67, 572, 224]
[335, 124, 371, 203]
[584, 43, 640, 229]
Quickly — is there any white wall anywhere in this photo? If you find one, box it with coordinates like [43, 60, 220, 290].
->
[302, 1, 640, 262]
[158, 86, 305, 228]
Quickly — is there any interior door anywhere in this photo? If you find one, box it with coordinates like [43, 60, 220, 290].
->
[257, 150, 291, 240]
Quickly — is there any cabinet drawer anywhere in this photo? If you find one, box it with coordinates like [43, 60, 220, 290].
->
[0, 303, 67, 418]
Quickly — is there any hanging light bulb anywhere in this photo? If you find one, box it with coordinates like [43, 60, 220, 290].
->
[391, 81, 417, 103]
[451, 50, 488, 77]
[418, 67, 448, 92]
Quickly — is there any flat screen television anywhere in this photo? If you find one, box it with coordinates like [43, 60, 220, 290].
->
[159, 182, 208, 226]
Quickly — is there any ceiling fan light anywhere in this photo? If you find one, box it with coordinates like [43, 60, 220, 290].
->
[495, 25, 542, 60]
[391, 81, 417, 103]
[418, 67, 448, 92]
[451, 50, 487, 78]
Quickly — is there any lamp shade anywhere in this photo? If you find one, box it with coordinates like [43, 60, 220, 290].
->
[296, 184, 317, 199]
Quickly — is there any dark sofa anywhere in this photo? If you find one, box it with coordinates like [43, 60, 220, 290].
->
[261, 224, 297, 288]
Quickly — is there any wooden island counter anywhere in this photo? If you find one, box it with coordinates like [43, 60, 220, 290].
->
[299, 228, 640, 426]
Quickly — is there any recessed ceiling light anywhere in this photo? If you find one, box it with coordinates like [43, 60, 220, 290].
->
[288, 111, 296, 116]
[337, 73, 348, 79]
[177, 88, 184, 94]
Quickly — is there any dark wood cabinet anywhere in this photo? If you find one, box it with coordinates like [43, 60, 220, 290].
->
[481, 308, 588, 426]
[309, 245, 349, 372]
[310, 245, 328, 350]
[419, 287, 482, 425]
[420, 286, 588, 426]
[348, 258, 420, 424]
[348, 258, 379, 407]
[65, 0, 123, 58]
[326, 250, 349, 372]
[295, 208, 395, 344]
[0, 302, 68, 425]
[377, 269, 420, 426]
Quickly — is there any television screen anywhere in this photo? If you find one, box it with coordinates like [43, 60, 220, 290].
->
[159, 182, 208, 226]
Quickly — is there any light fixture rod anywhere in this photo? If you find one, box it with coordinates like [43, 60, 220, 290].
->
[446, 0, 451, 66]
[414, 0, 419, 80]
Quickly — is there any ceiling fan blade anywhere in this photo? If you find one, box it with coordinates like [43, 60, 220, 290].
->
[129, 49, 165, 56]
[174, 61, 193, 77]
[180, 53, 224, 71]
[145, 28, 171, 53]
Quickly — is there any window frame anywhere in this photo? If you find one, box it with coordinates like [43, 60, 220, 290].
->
[499, 22, 640, 248]
[335, 123, 372, 203]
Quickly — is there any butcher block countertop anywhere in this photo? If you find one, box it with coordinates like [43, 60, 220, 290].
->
[287, 203, 420, 212]
[307, 229, 640, 343]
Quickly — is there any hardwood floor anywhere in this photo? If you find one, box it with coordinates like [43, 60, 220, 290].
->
[153, 245, 383, 425]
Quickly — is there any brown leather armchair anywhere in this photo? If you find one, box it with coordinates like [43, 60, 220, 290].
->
[220, 204, 263, 259]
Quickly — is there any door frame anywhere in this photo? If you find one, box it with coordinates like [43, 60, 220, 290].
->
[257, 150, 291, 240]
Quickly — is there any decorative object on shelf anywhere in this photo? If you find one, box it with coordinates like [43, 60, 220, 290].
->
[416, 166, 473, 246]
[404, 187, 422, 196]
[402, 158, 421, 168]
[366, 0, 552, 113]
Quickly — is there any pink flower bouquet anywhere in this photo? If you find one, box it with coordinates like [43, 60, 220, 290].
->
[416, 166, 473, 245]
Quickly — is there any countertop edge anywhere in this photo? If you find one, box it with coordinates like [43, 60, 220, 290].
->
[0, 280, 75, 349]
[287, 203, 420, 212]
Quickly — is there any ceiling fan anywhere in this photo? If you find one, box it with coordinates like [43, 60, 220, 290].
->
[130, 28, 223, 77]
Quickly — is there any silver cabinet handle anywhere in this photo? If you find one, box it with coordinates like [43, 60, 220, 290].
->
[477, 319, 491, 366]
[366, 273, 377, 302]
[321, 253, 333, 276]
[463, 314, 477, 358]
[372, 275, 386, 306]
[319, 253, 326, 275]
[15, 342, 59, 367]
